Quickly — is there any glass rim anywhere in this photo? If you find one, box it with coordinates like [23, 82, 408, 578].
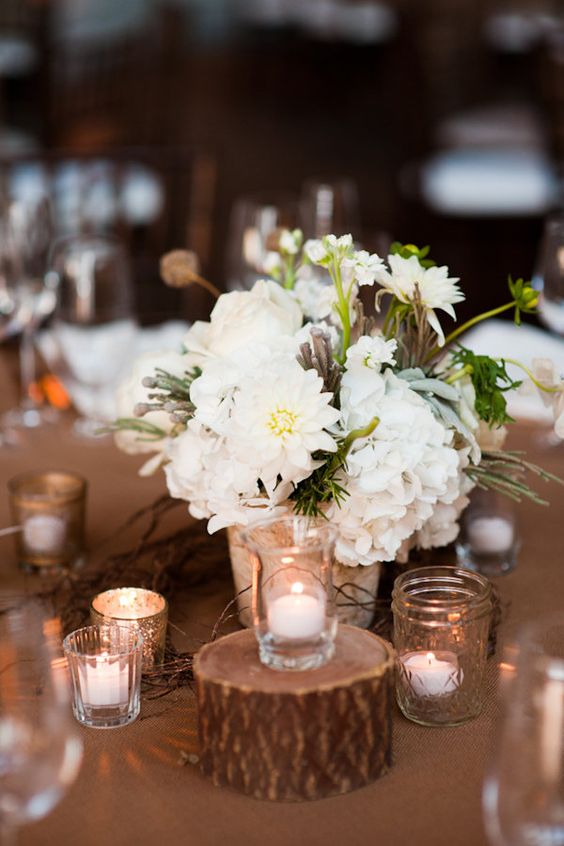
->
[392, 565, 492, 614]
[8, 470, 87, 503]
[240, 514, 337, 555]
[90, 587, 168, 624]
[63, 623, 143, 658]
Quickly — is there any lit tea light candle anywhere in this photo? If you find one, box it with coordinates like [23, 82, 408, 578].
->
[400, 651, 463, 697]
[78, 652, 129, 707]
[267, 581, 326, 641]
[22, 514, 66, 555]
[467, 516, 514, 554]
[90, 588, 168, 670]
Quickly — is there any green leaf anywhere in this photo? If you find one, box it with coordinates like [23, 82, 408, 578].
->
[450, 346, 521, 426]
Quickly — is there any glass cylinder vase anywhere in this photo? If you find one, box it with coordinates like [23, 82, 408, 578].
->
[392, 566, 492, 726]
[242, 516, 337, 671]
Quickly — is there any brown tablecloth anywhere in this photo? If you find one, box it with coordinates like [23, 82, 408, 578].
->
[1, 359, 563, 846]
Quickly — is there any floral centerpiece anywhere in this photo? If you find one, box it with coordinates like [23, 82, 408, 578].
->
[112, 233, 562, 626]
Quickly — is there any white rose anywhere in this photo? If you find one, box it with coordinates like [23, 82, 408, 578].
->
[114, 348, 187, 460]
[183, 279, 303, 359]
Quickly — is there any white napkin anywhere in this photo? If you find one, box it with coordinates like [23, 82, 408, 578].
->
[37, 320, 189, 421]
[462, 320, 564, 423]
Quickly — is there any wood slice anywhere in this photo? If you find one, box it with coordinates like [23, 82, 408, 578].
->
[194, 625, 394, 802]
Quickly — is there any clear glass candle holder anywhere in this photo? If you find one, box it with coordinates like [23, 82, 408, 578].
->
[8, 471, 87, 573]
[63, 624, 142, 729]
[90, 588, 168, 671]
[242, 516, 337, 671]
[456, 488, 520, 577]
[392, 566, 493, 726]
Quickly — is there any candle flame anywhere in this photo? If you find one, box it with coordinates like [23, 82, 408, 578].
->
[281, 556, 294, 565]
[291, 582, 304, 595]
[119, 589, 137, 608]
[426, 652, 435, 665]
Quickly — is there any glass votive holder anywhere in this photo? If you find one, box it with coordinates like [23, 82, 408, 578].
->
[63, 624, 142, 729]
[392, 566, 493, 727]
[456, 488, 520, 577]
[90, 587, 168, 671]
[242, 515, 337, 671]
[8, 471, 87, 573]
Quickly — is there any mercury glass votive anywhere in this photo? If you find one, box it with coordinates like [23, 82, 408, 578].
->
[242, 516, 337, 671]
[392, 566, 493, 726]
[90, 587, 168, 671]
[8, 471, 87, 573]
[63, 624, 142, 729]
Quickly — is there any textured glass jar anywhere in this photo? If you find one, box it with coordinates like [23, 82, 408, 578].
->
[242, 516, 337, 671]
[91, 588, 168, 671]
[392, 566, 492, 726]
[8, 471, 87, 573]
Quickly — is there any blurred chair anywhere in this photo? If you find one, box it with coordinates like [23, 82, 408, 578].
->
[0, 147, 217, 322]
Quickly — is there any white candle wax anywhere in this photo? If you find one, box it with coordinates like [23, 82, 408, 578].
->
[400, 651, 463, 697]
[78, 653, 129, 707]
[267, 583, 325, 641]
[23, 514, 66, 554]
[468, 516, 514, 554]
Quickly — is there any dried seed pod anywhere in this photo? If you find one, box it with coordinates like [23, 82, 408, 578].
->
[160, 250, 201, 289]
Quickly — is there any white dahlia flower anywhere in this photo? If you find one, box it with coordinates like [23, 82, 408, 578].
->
[376, 254, 464, 346]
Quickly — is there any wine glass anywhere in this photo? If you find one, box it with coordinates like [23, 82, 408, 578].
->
[299, 178, 360, 239]
[0, 602, 83, 845]
[536, 215, 564, 336]
[483, 615, 564, 845]
[50, 235, 137, 438]
[0, 194, 57, 432]
[225, 193, 299, 291]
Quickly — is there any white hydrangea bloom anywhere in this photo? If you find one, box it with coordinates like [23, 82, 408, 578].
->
[414, 446, 474, 549]
[376, 254, 464, 346]
[328, 368, 462, 565]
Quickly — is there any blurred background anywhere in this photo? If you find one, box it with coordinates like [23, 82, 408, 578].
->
[1, 0, 564, 324]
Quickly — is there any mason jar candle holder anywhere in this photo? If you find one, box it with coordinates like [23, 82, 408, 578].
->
[242, 516, 337, 671]
[392, 566, 493, 726]
[8, 471, 87, 573]
[63, 624, 142, 729]
[90, 587, 168, 671]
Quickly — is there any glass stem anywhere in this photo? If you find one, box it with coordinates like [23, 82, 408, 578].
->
[19, 323, 37, 410]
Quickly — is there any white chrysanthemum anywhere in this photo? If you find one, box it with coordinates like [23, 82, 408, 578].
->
[341, 249, 385, 287]
[229, 354, 340, 487]
[328, 368, 461, 565]
[376, 254, 464, 345]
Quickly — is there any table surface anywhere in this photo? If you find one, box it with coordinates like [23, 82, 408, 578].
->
[1, 357, 563, 846]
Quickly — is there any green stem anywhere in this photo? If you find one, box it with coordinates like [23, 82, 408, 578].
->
[502, 358, 563, 394]
[343, 417, 379, 450]
[424, 302, 515, 363]
[445, 364, 473, 385]
[331, 255, 351, 365]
